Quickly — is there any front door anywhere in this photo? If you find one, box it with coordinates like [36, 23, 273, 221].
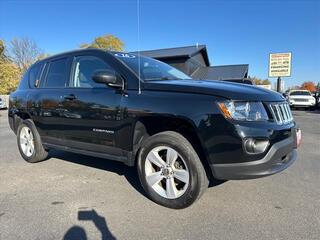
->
[61, 55, 123, 156]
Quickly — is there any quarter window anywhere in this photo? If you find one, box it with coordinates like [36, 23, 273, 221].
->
[18, 71, 29, 90]
[71, 56, 112, 88]
[29, 63, 43, 88]
[45, 58, 68, 88]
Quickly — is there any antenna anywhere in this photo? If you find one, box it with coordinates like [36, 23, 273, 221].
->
[137, 0, 141, 95]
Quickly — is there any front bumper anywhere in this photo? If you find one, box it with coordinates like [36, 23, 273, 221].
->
[290, 101, 315, 107]
[210, 136, 297, 180]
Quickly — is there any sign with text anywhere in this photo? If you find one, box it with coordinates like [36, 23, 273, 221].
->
[269, 52, 292, 77]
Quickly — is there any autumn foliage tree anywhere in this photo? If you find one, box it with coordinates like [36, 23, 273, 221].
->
[0, 61, 21, 94]
[301, 81, 316, 92]
[80, 34, 124, 51]
[0, 40, 21, 94]
[0, 40, 5, 60]
[0, 38, 45, 94]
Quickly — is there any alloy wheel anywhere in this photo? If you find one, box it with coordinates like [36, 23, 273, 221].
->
[144, 146, 189, 199]
[20, 126, 35, 157]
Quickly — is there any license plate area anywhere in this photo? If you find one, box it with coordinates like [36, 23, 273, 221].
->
[295, 128, 302, 148]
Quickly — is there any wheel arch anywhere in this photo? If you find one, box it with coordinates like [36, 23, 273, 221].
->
[12, 111, 32, 134]
[131, 116, 213, 179]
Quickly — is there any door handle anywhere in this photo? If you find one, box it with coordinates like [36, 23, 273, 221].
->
[64, 94, 76, 100]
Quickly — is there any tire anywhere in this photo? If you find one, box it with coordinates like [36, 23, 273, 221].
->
[17, 119, 48, 163]
[137, 131, 208, 209]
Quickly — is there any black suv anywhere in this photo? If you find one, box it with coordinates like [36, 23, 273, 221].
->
[9, 49, 300, 209]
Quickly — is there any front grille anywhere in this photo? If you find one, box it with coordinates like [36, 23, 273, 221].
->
[269, 102, 293, 125]
[293, 98, 308, 102]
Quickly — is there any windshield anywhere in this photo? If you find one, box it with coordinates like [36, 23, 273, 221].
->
[290, 91, 311, 96]
[113, 52, 191, 81]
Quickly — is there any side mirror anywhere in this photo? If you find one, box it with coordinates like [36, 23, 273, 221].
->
[92, 70, 123, 88]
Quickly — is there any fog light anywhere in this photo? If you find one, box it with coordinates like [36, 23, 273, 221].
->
[244, 138, 269, 154]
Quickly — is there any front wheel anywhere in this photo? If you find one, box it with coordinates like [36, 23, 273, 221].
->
[137, 131, 208, 209]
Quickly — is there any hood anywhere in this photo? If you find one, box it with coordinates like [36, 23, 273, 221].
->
[143, 79, 284, 101]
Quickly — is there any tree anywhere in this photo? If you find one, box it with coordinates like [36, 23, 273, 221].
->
[0, 39, 9, 61]
[9, 37, 43, 73]
[0, 39, 21, 94]
[288, 85, 300, 91]
[37, 53, 50, 60]
[249, 76, 271, 85]
[0, 60, 21, 94]
[80, 34, 124, 51]
[262, 79, 271, 85]
[301, 81, 316, 92]
[0, 40, 4, 58]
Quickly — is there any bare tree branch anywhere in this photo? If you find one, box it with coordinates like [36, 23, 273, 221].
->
[9, 37, 43, 72]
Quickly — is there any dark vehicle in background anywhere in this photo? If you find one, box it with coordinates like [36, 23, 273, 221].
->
[8, 49, 300, 209]
[312, 91, 320, 109]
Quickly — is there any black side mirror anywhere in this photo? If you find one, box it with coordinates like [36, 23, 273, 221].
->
[92, 70, 123, 88]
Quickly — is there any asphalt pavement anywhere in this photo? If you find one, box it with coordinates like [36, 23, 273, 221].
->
[0, 109, 319, 240]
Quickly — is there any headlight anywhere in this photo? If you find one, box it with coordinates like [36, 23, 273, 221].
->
[217, 101, 269, 121]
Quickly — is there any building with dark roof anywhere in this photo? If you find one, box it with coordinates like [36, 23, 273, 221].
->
[191, 64, 249, 80]
[132, 45, 250, 83]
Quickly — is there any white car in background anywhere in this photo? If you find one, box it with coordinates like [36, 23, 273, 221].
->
[0, 97, 7, 109]
[288, 90, 316, 109]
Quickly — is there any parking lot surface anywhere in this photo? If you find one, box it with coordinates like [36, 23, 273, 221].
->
[0, 109, 319, 240]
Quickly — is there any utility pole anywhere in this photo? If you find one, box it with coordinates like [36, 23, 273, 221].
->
[277, 77, 282, 92]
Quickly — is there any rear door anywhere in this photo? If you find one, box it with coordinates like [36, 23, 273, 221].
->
[35, 57, 72, 145]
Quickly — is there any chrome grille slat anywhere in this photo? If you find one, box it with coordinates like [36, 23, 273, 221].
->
[280, 104, 288, 123]
[269, 102, 293, 125]
[275, 105, 283, 124]
[287, 104, 293, 119]
[283, 104, 290, 122]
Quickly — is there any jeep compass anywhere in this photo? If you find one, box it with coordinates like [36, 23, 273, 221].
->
[8, 49, 300, 208]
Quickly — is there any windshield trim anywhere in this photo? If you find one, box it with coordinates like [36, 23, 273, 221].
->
[106, 51, 143, 82]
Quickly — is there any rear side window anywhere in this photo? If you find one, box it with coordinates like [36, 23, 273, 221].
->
[29, 63, 43, 88]
[45, 58, 68, 88]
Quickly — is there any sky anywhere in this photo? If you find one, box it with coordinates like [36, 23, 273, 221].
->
[0, 0, 319, 88]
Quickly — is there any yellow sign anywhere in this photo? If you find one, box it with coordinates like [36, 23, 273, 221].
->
[269, 52, 292, 77]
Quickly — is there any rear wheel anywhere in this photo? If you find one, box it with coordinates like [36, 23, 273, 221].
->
[137, 131, 208, 209]
[17, 119, 48, 163]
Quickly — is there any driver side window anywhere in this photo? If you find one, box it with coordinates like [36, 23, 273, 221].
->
[71, 56, 112, 88]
